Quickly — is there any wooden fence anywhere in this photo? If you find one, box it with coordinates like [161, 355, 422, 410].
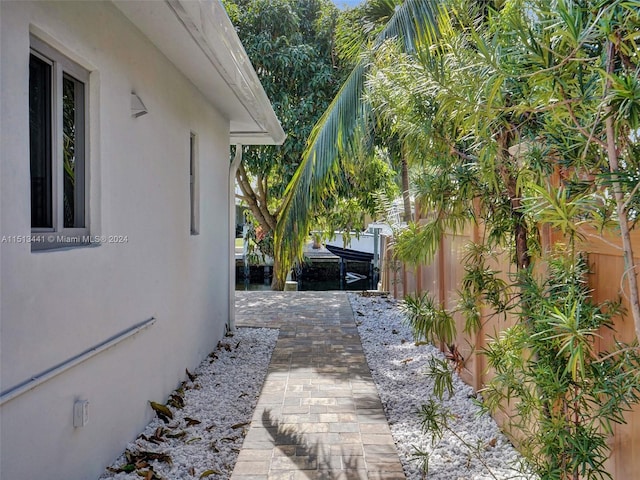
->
[380, 221, 640, 479]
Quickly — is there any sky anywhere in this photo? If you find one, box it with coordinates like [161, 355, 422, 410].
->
[332, 0, 363, 9]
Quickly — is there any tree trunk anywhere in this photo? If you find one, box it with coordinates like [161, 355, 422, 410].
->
[235, 164, 277, 235]
[496, 129, 530, 270]
[401, 154, 412, 222]
[235, 163, 283, 290]
[604, 41, 640, 342]
[271, 256, 285, 290]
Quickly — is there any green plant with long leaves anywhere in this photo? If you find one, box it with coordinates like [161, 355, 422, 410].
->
[402, 292, 456, 346]
[367, 0, 552, 272]
[405, 248, 640, 479]
[414, 396, 525, 479]
[226, 0, 403, 288]
[367, 1, 640, 478]
[480, 254, 640, 480]
[335, 0, 421, 223]
[521, 0, 640, 340]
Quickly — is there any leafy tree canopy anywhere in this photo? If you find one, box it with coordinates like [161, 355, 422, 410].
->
[226, 0, 343, 189]
[225, 0, 399, 288]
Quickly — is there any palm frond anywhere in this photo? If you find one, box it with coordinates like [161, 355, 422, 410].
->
[274, 0, 446, 286]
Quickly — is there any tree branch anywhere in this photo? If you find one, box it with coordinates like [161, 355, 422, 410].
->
[236, 164, 273, 233]
[565, 100, 608, 150]
[255, 173, 277, 231]
[603, 40, 640, 343]
[594, 346, 640, 364]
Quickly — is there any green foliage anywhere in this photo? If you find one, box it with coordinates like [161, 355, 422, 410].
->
[227, 0, 405, 288]
[522, 184, 593, 241]
[402, 292, 456, 346]
[275, 0, 640, 475]
[409, 444, 431, 478]
[425, 356, 455, 399]
[274, 0, 445, 287]
[417, 398, 450, 445]
[242, 216, 274, 265]
[226, 0, 344, 181]
[461, 243, 511, 321]
[384, 3, 640, 475]
[480, 255, 640, 480]
[314, 143, 401, 234]
[415, 396, 513, 478]
[224, 0, 346, 272]
[404, 251, 640, 479]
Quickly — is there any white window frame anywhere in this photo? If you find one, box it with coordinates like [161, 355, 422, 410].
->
[30, 36, 90, 250]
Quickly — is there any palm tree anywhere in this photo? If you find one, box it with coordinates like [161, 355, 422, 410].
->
[339, 0, 419, 223]
[273, 0, 445, 288]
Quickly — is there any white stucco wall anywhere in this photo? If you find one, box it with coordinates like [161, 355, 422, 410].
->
[0, 2, 235, 478]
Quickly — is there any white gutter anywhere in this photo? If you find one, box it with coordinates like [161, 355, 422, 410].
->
[228, 144, 243, 333]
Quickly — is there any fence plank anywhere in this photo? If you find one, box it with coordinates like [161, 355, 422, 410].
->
[380, 220, 640, 478]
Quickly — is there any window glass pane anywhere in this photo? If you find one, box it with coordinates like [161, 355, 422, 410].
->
[63, 74, 84, 228]
[29, 54, 52, 228]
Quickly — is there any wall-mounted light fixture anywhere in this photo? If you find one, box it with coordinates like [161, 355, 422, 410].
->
[131, 92, 148, 118]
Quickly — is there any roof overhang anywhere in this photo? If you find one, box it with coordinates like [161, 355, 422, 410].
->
[112, 0, 285, 146]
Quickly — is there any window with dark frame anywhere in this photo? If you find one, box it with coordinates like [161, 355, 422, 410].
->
[190, 132, 199, 235]
[29, 37, 89, 248]
[29, 53, 53, 229]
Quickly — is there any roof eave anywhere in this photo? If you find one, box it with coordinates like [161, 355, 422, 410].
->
[113, 0, 285, 146]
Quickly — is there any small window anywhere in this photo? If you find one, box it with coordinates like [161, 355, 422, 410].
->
[29, 37, 89, 249]
[190, 133, 199, 235]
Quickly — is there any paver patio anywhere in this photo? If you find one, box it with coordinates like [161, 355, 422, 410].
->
[231, 291, 406, 480]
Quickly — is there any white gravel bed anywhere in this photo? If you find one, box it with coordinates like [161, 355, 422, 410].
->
[100, 294, 534, 480]
[100, 327, 278, 480]
[349, 292, 534, 480]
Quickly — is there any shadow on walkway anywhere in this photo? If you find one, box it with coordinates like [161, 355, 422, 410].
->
[260, 408, 364, 477]
[231, 291, 405, 480]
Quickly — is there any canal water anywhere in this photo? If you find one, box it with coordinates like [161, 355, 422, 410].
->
[235, 258, 375, 291]
[235, 277, 370, 291]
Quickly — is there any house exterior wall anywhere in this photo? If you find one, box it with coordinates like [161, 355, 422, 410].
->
[0, 2, 234, 478]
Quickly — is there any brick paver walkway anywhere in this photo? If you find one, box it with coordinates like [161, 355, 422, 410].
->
[231, 291, 405, 480]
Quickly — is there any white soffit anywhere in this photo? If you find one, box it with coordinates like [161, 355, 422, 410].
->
[112, 0, 285, 145]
